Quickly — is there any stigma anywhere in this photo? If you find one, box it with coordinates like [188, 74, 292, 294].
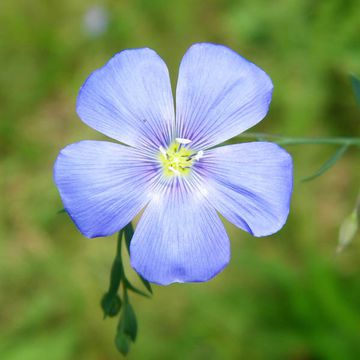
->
[158, 138, 203, 177]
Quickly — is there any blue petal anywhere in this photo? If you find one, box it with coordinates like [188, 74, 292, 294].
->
[197, 142, 293, 236]
[130, 184, 230, 285]
[54, 141, 159, 238]
[77, 48, 175, 150]
[176, 43, 273, 149]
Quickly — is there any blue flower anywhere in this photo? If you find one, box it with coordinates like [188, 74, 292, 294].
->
[54, 43, 293, 285]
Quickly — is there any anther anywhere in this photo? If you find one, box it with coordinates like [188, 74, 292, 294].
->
[175, 138, 192, 145]
[194, 150, 204, 161]
[168, 166, 180, 175]
[159, 146, 167, 159]
[187, 150, 204, 161]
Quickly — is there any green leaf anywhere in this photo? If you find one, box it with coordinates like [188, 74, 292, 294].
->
[351, 75, 360, 106]
[108, 258, 123, 295]
[301, 144, 349, 182]
[115, 332, 131, 356]
[101, 292, 122, 318]
[57, 208, 66, 214]
[106, 231, 125, 296]
[116, 229, 124, 258]
[101, 231, 124, 318]
[123, 222, 134, 254]
[124, 278, 151, 298]
[123, 223, 153, 294]
[138, 275, 153, 294]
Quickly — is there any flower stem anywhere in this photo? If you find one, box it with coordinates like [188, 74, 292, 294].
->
[237, 132, 360, 146]
[102, 223, 152, 356]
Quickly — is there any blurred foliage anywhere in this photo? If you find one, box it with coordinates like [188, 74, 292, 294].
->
[0, 0, 360, 359]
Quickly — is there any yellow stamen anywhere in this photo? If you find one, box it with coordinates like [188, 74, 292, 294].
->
[159, 140, 202, 177]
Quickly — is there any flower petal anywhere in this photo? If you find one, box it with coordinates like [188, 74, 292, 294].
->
[77, 48, 175, 150]
[176, 43, 273, 149]
[197, 142, 293, 236]
[130, 184, 230, 285]
[54, 141, 159, 237]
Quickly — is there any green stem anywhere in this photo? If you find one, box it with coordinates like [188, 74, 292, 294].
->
[236, 133, 360, 146]
[116, 230, 123, 260]
[123, 281, 129, 304]
[107, 232, 124, 296]
[117, 230, 130, 303]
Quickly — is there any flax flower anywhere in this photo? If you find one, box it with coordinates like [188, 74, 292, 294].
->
[54, 43, 293, 285]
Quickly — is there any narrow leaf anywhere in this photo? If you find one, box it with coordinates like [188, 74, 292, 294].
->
[107, 230, 125, 296]
[301, 145, 349, 182]
[123, 223, 153, 294]
[138, 275, 153, 294]
[124, 278, 150, 298]
[124, 222, 134, 254]
[108, 258, 123, 295]
[116, 229, 124, 259]
[58, 208, 66, 214]
[351, 75, 360, 106]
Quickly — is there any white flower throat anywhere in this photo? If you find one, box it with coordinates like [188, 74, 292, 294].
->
[159, 138, 203, 177]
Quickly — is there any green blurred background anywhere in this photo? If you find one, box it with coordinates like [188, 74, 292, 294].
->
[1, 0, 360, 359]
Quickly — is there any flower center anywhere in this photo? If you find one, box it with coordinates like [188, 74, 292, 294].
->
[159, 138, 203, 177]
